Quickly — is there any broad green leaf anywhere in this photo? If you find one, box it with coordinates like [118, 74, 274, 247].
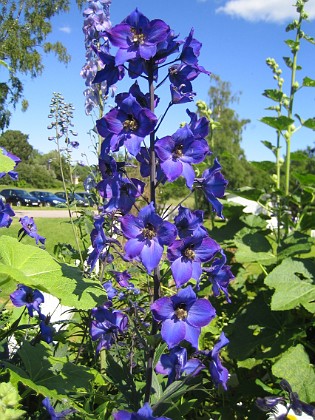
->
[4, 342, 94, 414]
[303, 118, 315, 130]
[293, 172, 315, 186]
[303, 77, 315, 87]
[0, 236, 107, 309]
[232, 187, 263, 202]
[272, 344, 315, 402]
[226, 293, 300, 362]
[260, 116, 294, 131]
[235, 241, 276, 265]
[265, 258, 315, 312]
[277, 232, 313, 260]
[262, 89, 284, 102]
[0, 149, 16, 173]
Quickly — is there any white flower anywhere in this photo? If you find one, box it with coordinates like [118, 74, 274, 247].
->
[267, 403, 314, 420]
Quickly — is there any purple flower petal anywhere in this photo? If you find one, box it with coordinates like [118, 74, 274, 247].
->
[187, 299, 216, 327]
[151, 297, 174, 321]
[120, 214, 144, 238]
[140, 239, 163, 273]
[161, 318, 186, 348]
[183, 324, 200, 349]
[171, 257, 192, 288]
[124, 238, 145, 259]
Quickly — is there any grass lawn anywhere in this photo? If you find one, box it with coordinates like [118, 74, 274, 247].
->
[1, 217, 87, 257]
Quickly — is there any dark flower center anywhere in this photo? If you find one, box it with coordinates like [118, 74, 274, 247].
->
[142, 223, 156, 240]
[25, 291, 34, 303]
[174, 144, 183, 158]
[175, 303, 188, 320]
[184, 246, 195, 260]
[123, 115, 138, 132]
[131, 28, 145, 44]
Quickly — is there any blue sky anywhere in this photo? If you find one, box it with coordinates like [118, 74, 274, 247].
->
[5, 0, 315, 165]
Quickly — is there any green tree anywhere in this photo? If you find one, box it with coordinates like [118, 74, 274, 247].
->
[0, 129, 35, 161]
[0, 0, 73, 130]
[202, 75, 271, 190]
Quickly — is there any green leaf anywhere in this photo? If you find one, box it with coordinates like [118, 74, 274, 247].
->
[4, 342, 94, 414]
[260, 116, 294, 131]
[277, 232, 313, 260]
[235, 241, 276, 265]
[265, 258, 315, 312]
[0, 148, 16, 173]
[0, 236, 107, 309]
[262, 89, 284, 102]
[293, 172, 315, 185]
[285, 39, 300, 51]
[303, 118, 315, 130]
[232, 187, 263, 202]
[303, 77, 315, 87]
[261, 140, 277, 155]
[272, 344, 315, 402]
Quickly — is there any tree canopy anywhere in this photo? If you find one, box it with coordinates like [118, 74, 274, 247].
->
[0, 0, 75, 130]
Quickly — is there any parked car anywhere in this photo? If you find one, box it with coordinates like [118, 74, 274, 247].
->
[76, 192, 95, 206]
[55, 192, 89, 207]
[30, 191, 67, 207]
[0, 189, 41, 206]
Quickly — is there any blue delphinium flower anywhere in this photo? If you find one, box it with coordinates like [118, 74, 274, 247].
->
[98, 175, 145, 215]
[106, 8, 170, 66]
[87, 216, 120, 271]
[39, 314, 54, 344]
[155, 346, 205, 386]
[120, 202, 177, 273]
[0, 200, 15, 228]
[174, 206, 207, 239]
[167, 235, 221, 288]
[195, 158, 228, 218]
[179, 28, 202, 66]
[96, 93, 157, 156]
[18, 216, 46, 245]
[10, 284, 44, 317]
[200, 332, 229, 390]
[113, 402, 171, 420]
[155, 124, 209, 189]
[151, 285, 216, 349]
[90, 305, 128, 353]
[42, 397, 76, 419]
[203, 251, 234, 302]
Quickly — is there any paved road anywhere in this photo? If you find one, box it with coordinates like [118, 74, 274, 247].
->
[14, 209, 75, 219]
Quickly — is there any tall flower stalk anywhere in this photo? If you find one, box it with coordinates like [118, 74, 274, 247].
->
[85, 6, 231, 413]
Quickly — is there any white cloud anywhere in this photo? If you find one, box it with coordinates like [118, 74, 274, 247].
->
[59, 26, 71, 34]
[216, 0, 315, 23]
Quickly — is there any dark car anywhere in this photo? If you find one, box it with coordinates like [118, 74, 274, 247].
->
[0, 189, 41, 206]
[30, 191, 67, 207]
[55, 192, 89, 207]
[76, 192, 95, 206]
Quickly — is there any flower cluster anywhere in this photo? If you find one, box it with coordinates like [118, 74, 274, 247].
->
[84, 6, 234, 416]
[10, 284, 54, 343]
[0, 147, 21, 180]
[81, 0, 113, 115]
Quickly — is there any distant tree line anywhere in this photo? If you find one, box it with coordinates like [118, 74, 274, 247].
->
[0, 130, 90, 189]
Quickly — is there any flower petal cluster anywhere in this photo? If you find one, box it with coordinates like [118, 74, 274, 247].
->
[167, 235, 221, 288]
[151, 285, 216, 349]
[90, 305, 128, 353]
[0, 200, 15, 228]
[10, 284, 44, 317]
[203, 251, 234, 302]
[121, 202, 177, 273]
[113, 402, 170, 420]
[97, 93, 157, 156]
[155, 122, 209, 189]
[106, 8, 171, 66]
[18, 216, 46, 245]
[208, 332, 229, 390]
[0, 147, 21, 180]
[87, 216, 120, 271]
[174, 206, 207, 239]
[195, 158, 228, 218]
[42, 397, 76, 419]
[97, 175, 145, 215]
[155, 345, 204, 386]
